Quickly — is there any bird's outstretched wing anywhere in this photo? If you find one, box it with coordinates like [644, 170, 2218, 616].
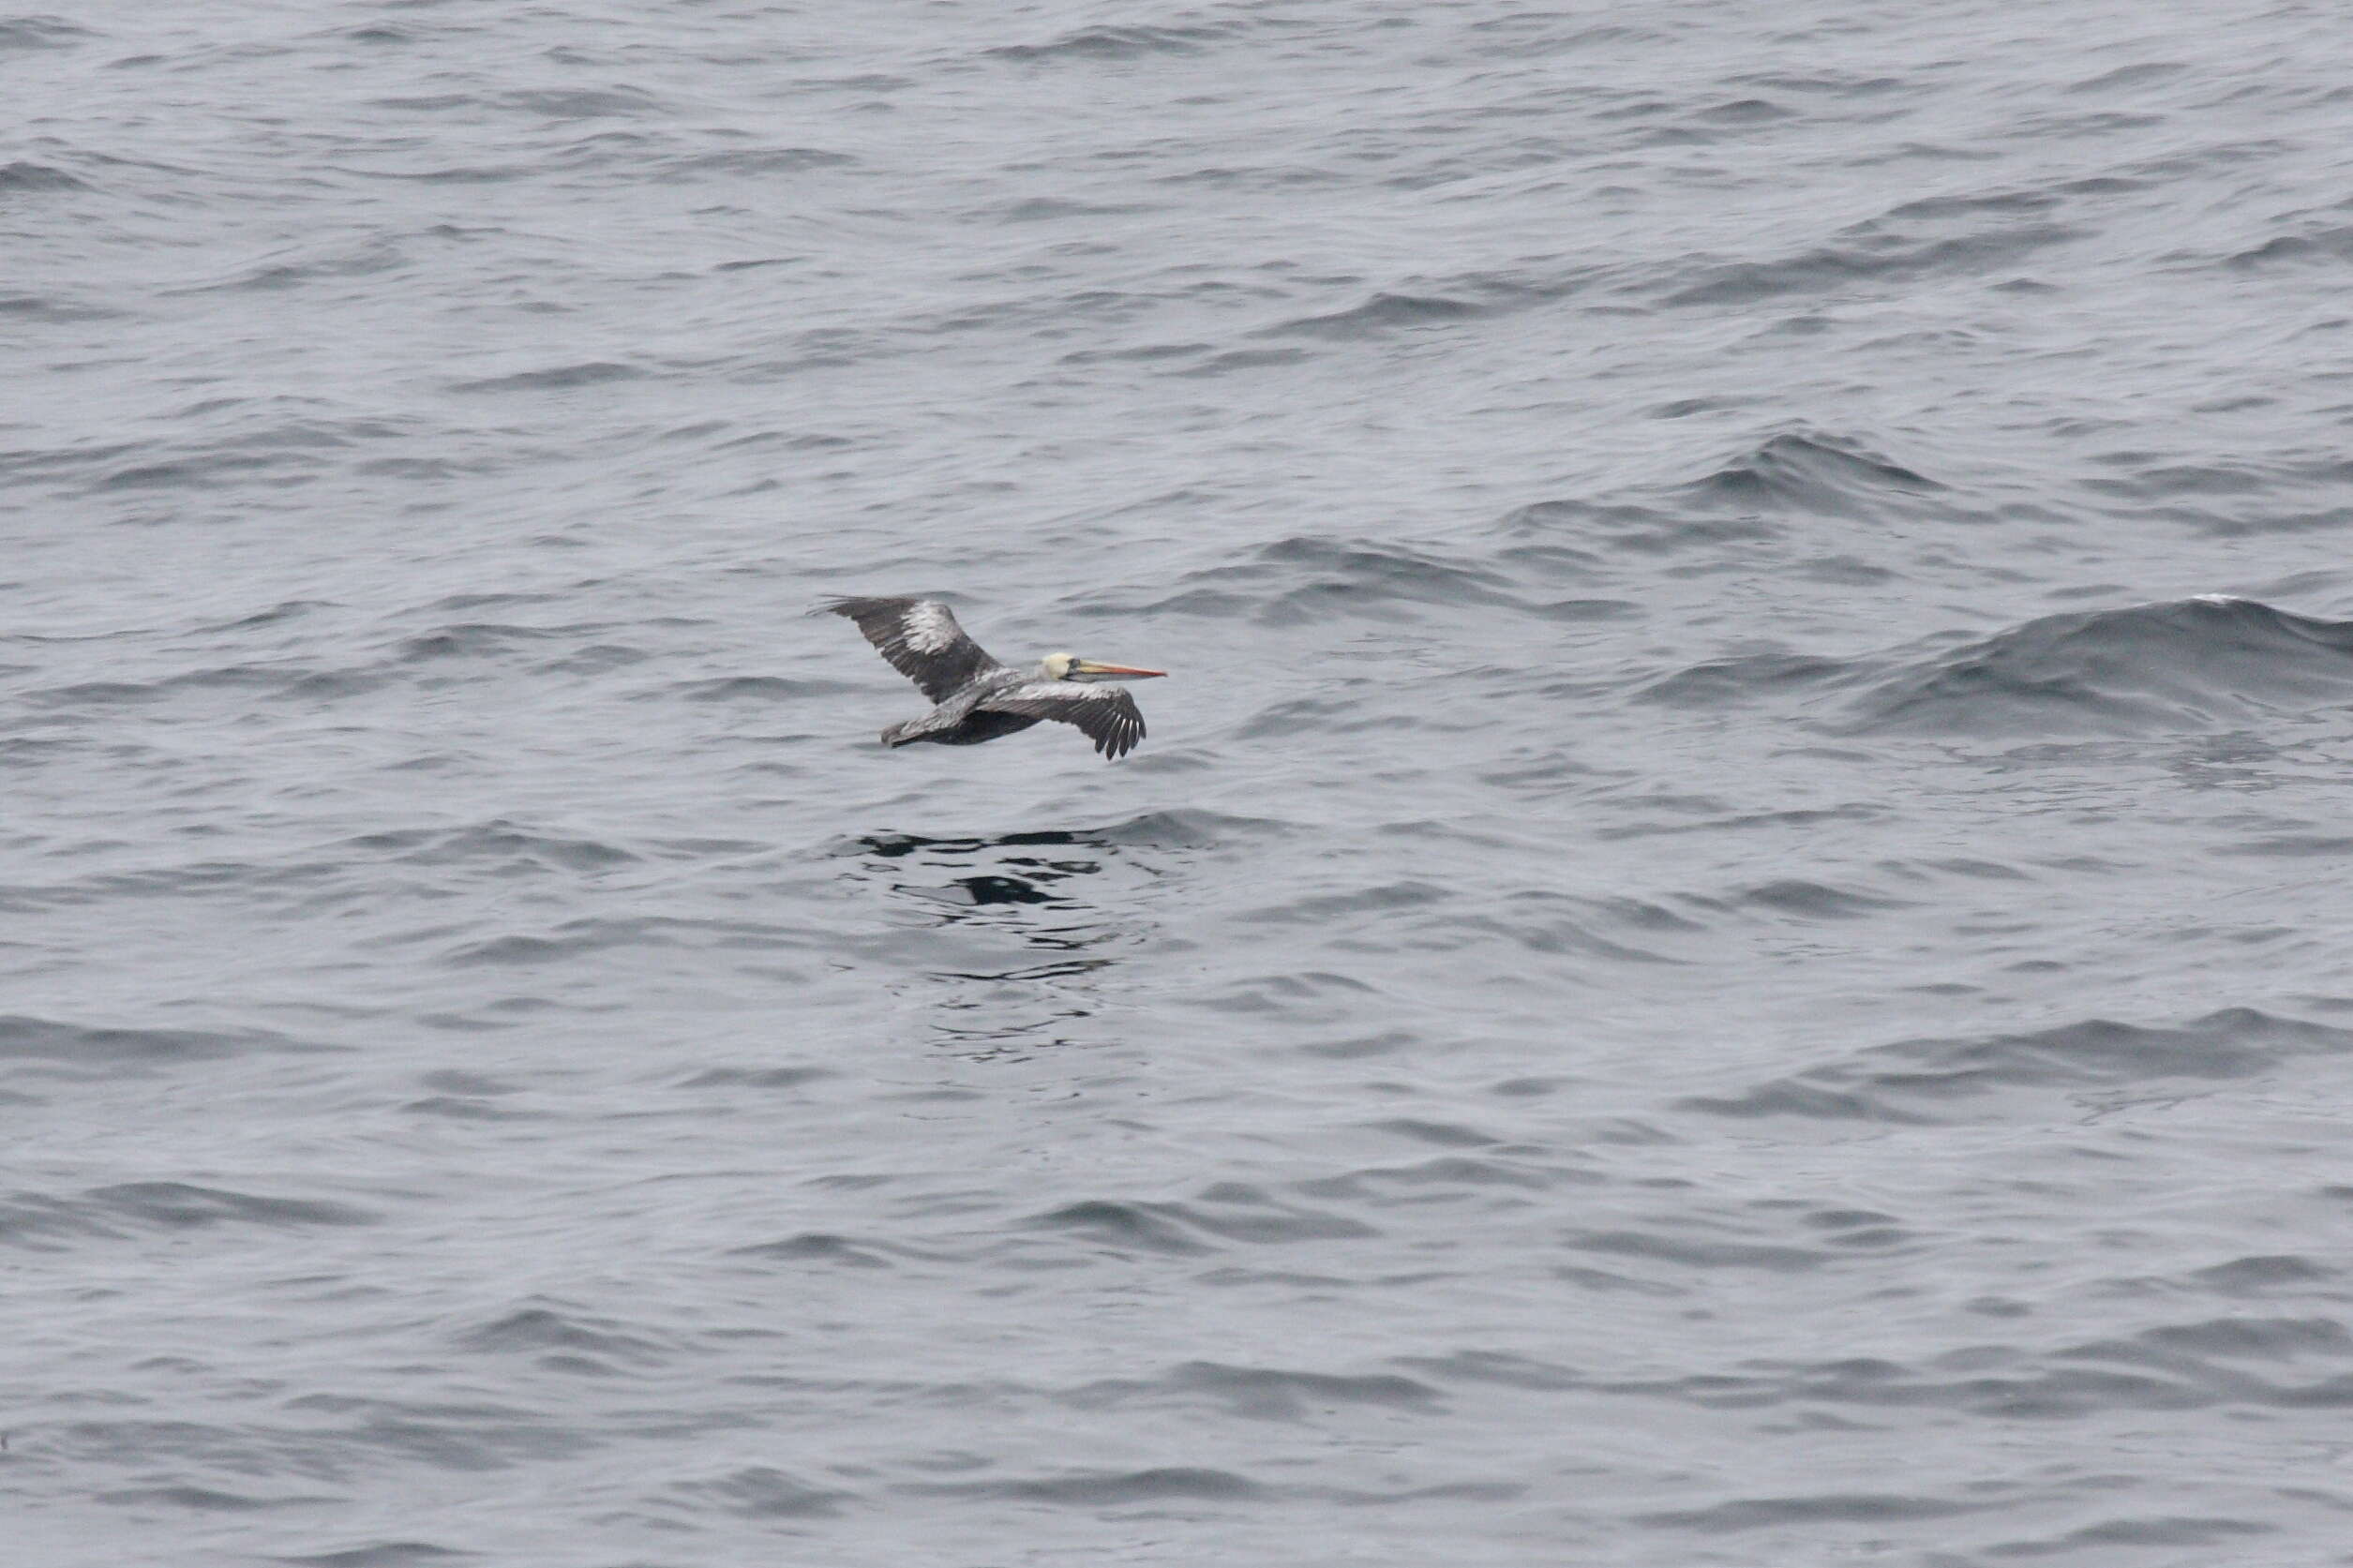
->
[822, 596, 1002, 703]
[981, 680, 1147, 759]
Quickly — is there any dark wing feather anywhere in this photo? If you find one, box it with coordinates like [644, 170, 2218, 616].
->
[822, 596, 1001, 702]
[981, 680, 1147, 760]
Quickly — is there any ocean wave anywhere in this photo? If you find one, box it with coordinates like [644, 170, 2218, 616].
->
[1682, 1007, 2350, 1124]
[345, 820, 639, 872]
[1259, 291, 1487, 340]
[1152, 533, 1566, 621]
[1, 1181, 378, 1245]
[0, 1014, 307, 1066]
[984, 24, 1234, 64]
[1660, 222, 2076, 306]
[1674, 430, 1944, 515]
[1028, 1188, 1378, 1256]
[911, 1465, 1263, 1504]
[1850, 596, 2353, 736]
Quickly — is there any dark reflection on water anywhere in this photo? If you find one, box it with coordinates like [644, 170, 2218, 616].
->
[861, 830, 1110, 914]
[842, 829, 1155, 1057]
[949, 874, 1057, 906]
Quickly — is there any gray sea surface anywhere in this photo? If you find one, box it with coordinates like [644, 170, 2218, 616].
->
[11, 2, 2353, 1563]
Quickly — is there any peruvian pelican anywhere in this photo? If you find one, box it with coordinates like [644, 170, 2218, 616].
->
[822, 596, 1164, 759]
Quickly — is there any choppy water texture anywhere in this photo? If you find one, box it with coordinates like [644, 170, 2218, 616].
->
[11, 3, 2353, 1563]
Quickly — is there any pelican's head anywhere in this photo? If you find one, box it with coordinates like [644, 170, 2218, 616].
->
[1042, 650, 1166, 683]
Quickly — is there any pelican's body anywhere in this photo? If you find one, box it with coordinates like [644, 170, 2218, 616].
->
[822, 597, 1163, 759]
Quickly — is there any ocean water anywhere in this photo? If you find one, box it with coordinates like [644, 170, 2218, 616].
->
[10, 2, 2353, 1563]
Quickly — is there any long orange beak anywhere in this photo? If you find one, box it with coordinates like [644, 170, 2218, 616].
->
[1077, 661, 1166, 679]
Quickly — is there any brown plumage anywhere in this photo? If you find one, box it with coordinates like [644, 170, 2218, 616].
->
[821, 596, 1164, 760]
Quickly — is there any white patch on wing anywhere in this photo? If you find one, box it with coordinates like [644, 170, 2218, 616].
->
[903, 602, 959, 652]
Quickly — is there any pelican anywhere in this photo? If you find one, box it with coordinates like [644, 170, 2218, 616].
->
[822, 596, 1164, 759]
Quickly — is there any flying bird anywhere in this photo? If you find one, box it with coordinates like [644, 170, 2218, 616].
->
[822, 596, 1164, 759]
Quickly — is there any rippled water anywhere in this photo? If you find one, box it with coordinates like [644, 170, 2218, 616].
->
[13, 3, 2353, 1563]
